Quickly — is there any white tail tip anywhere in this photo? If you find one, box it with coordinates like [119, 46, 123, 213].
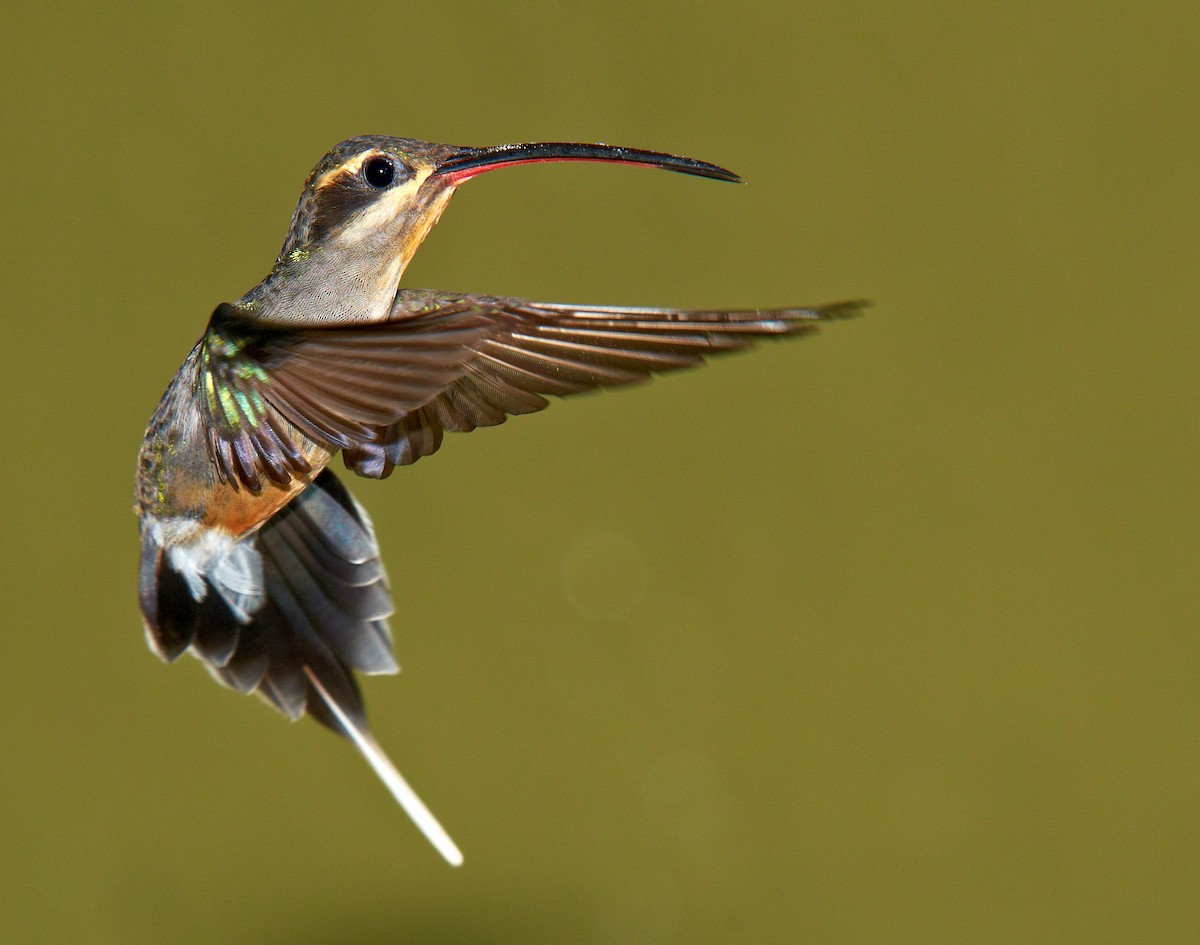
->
[303, 668, 463, 866]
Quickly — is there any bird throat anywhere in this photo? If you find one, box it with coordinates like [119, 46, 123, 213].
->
[244, 174, 456, 326]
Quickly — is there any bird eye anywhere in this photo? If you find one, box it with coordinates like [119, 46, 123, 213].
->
[363, 156, 396, 188]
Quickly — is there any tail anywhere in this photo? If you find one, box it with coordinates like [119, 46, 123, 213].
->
[303, 668, 462, 865]
[138, 469, 462, 865]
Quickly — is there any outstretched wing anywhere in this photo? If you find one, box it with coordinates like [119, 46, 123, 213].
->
[197, 302, 489, 492]
[341, 291, 866, 478]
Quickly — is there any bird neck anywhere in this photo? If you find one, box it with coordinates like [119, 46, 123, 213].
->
[239, 186, 456, 326]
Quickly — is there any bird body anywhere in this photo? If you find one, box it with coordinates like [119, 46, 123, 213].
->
[135, 135, 862, 865]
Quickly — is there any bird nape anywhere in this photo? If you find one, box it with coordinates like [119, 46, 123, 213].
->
[135, 135, 865, 865]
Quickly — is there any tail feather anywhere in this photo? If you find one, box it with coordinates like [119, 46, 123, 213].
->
[190, 594, 242, 667]
[137, 468, 460, 863]
[275, 510, 386, 586]
[304, 667, 463, 867]
[251, 568, 351, 722]
[216, 627, 268, 694]
[141, 542, 198, 662]
[260, 517, 396, 673]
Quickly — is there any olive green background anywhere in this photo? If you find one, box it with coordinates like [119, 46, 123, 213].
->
[1, 2, 1196, 943]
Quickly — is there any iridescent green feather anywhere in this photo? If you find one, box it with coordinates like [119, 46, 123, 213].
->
[198, 323, 269, 438]
[194, 315, 308, 492]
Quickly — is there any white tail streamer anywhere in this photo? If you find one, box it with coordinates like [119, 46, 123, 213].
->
[303, 667, 463, 866]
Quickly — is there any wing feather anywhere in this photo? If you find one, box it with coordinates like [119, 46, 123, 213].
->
[343, 292, 865, 478]
[198, 302, 489, 490]
[198, 293, 862, 487]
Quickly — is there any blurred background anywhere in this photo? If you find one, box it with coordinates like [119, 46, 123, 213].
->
[1, 2, 1196, 943]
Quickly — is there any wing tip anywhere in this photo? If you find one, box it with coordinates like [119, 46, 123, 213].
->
[800, 299, 871, 322]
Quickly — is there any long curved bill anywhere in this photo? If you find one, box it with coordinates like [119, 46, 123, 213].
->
[433, 141, 742, 185]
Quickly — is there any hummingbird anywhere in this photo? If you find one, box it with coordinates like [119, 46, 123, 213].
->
[135, 135, 863, 866]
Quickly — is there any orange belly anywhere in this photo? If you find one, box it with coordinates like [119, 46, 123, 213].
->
[202, 443, 334, 536]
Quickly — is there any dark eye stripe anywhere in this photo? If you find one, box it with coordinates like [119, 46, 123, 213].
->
[306, 155, 412, 242]
[309, 171, 377, 241]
